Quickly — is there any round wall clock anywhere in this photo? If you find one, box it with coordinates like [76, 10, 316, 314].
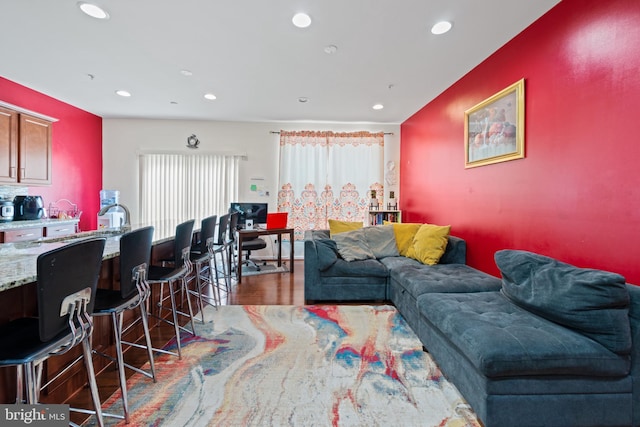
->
[187, 134, 200, 148]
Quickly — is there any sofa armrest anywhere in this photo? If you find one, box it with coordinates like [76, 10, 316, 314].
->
[304, 230, 322, 301]
[439, 235, 467, 264]
[626, 284, 640, 426]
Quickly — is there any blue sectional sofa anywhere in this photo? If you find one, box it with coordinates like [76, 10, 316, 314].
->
[304, 228, 640, 427]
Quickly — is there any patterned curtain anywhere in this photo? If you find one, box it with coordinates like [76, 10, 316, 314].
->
[277, 131, 384, 240]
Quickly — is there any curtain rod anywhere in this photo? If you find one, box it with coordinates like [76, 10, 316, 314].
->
[270, 131, 394, 135]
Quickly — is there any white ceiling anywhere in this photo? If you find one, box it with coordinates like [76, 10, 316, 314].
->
[0, 1, 560, 124]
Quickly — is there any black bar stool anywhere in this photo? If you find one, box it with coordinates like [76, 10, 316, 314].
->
[188, 215, 218, 322]
[0, 238, 106, 427]
[197, 213, 232, 304]
[228, 212, 239, 278]
[147, 219, 196, 359]
[208, 213, 232, 299]
[91, 226, 156, 423]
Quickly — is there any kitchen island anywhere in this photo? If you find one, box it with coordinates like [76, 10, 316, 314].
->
[0, 220, 192, 405]
[0, 220, 181, 292]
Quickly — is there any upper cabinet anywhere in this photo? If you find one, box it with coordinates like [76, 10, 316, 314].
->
[19, 114, 52, 185]
[0, 103, 54, 186]
[0, 106, 18, 184]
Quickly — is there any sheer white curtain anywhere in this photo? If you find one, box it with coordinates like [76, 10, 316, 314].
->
[139, 153, 240, 226]
[277, 131, 384, 239]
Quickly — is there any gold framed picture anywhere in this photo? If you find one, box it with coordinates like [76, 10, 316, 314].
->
[464, 79, 525, 168]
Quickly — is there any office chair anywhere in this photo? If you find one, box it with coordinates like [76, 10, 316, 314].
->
[228, 211, 267, 272]
[240, 236, 268, 271]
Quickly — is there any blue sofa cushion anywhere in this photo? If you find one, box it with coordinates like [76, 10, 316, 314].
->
[320, 258, 389, 278]
[390, 264, 502, 296]
[417, 291, 631, 378]
[379, 256, 422, 270]
[495, 250, 631, 355]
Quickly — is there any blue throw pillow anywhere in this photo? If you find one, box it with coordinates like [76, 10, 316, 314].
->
[315, 238, 339, 270]
[495, 249, 631, 355]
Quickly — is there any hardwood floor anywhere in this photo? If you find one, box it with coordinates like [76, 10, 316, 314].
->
[223, 259, 305, 305]
[67, 259, 305, 424]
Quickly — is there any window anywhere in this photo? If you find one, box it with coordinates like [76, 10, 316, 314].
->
[277, 131, 384, 239]
[139, 153, 240, 225]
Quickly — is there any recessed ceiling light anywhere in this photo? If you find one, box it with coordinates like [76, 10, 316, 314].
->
[298, 97, 309, 103]
[204, 93, 217, 100]
[372, 104, 384, 110]
[180, 70, 193, 76]
[78, 2, 109, 19]
[431, 21, 452, 35]
[292, 13, 311, 28]
[324, 45, 338, 54]
[115, 90, 131, 97]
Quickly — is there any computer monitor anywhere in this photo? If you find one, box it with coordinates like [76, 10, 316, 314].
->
[229, 202, 268, 228]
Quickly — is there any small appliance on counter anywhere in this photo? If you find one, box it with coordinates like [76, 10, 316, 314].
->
[0, 198, 14, 222]
[13, 195, 45, 220]
[97, 211, 126, 229]
[97, 189, 126, 229]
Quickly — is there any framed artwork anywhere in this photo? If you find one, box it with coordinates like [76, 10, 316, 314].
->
[464, 79, 525, 168]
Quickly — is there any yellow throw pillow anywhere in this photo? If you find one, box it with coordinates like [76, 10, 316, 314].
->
[409, 224, 451, 265]
[390, 223, 422, 256]
[328, 219, 363, 236]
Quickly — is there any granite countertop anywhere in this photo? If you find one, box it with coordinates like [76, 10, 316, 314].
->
[0, 218, 79, 231]
[0, 219, 190, 293]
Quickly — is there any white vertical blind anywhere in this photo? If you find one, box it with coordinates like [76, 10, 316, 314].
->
[139, 153, 240, 224]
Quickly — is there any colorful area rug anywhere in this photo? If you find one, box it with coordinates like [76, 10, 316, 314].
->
[89, 305, 480, 426]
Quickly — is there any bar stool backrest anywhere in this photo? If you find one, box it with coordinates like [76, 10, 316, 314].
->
[173, 219, 195, 267]
[119, 226, 154, 300]
[198, 215, 217, 254]
[216, 214, 230, 246]
[228, 212, 239, 245]
[36, 238, 106, 342]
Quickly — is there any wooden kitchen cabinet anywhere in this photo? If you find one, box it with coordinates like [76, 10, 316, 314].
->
[19, 113, 52, 185]
[44, 223, 76, 238]
[1, 227, 44, 243]
[0, 103, 53, 185]
[0, 106, 18, 184]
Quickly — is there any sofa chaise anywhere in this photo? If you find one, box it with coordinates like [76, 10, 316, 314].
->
[303, 226, 640, 427]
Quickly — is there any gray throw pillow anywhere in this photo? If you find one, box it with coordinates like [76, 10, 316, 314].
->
[333, 229, 375, 262]
[363, 225, 399, 259]
[495, 249, 631, 355]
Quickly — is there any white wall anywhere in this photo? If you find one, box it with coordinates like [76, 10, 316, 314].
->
[102, 119, 401, 222]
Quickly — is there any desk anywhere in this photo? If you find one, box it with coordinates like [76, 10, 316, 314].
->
[237, 227, 294, 283]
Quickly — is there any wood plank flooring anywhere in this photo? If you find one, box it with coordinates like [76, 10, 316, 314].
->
[67, 259, 305, 424]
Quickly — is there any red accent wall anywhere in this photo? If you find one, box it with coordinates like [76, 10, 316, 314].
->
[0, 77, 102, 231]
[400, 0, 640, 284]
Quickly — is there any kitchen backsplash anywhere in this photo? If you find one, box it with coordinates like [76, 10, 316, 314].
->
[0, 185, 29, 201]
